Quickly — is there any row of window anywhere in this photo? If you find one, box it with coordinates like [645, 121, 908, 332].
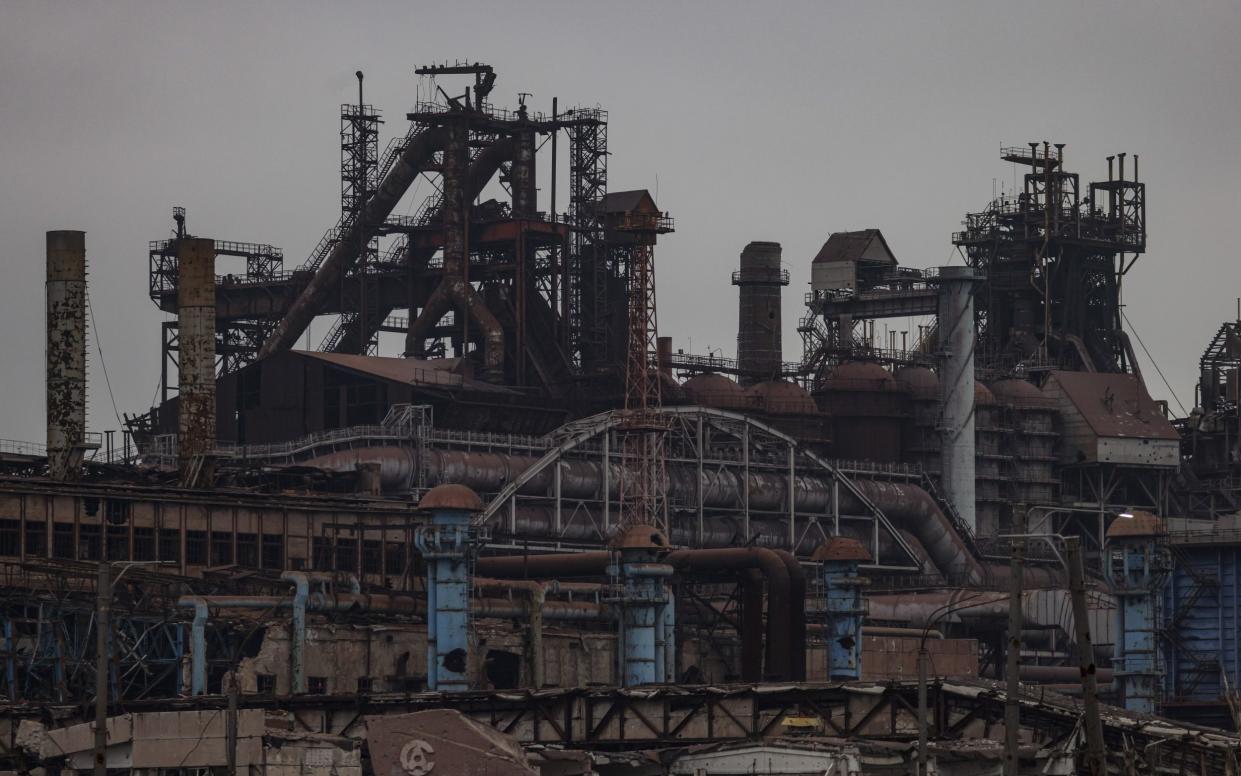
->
[0, 519, 416, 576]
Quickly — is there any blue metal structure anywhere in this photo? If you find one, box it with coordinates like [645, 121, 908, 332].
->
[1107, 513, 1170, 715]
[1162, 538, 1241, 718]
[610, 526, 674, 686]
[814, 537, 870, 680]
[415, 484, 485, 692]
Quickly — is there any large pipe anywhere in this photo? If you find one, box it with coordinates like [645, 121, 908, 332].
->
[281, 572, 309, 694]
[937, 266, 981, 532]
[297, 447, 1064, 585]
[666, 547, 793, 681]
[259, 127, 448, 358]
[773, 549, 807, 680]
[45, 230, 88, 481]
[177, 237, 217, 485]
[405, 128, 511, 379]
[476, 547, 796, 681]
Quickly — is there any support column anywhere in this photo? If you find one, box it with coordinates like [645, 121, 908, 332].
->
[936, 266, 982, 532]
[813, 538, 870, 680]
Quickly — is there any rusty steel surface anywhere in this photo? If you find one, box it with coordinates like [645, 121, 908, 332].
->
[1106, 510, 1165, 539]
[366, 709, 537, 776]
[812, 536, 872, 562]
[258, 127, 448, 359]
[176, 238, 216, 478]
[418, 483, 484, 512]
[45, 230, 87, 480]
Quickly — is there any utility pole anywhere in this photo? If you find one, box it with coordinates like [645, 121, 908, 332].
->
[1066, 536, 1107, 776]
[94, 562, 110, 776]
[225, 670, 239, 775]
[1004, 507, 1025, 776]
[917, 642, 929, 776]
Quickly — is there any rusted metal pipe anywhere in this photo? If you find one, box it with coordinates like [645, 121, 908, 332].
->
[45, 230, 88, 481]
[773, 549, 807, 680]
[259, 127, 448, 358]
[404, 132, 515, 380]
[740, 569, 764, 682]
[666, 547, 793, 681]
[476, 547, 795, 680]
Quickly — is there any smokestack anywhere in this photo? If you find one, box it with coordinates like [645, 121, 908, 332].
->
[45, 230, 89, 480]
[937, 266, 982, 532]
[511, 109, 537, 219]
[657, 336, 673, 381]
[733, 241, 787, 386]
[177, 238, 217, 485]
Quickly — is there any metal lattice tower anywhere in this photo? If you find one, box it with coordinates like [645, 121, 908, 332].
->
[616, 212, 674, 535]
[336, 72, 382, 355]
[567, 111, 609, 370]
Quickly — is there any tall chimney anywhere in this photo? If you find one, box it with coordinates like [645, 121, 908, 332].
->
[733, 241, 787, 386]
[46, 231, 88, 480]
[937, 266, 982, 532]
[177, 238, 217, 485]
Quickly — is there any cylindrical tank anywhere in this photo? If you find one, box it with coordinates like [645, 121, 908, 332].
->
[937, 266, 981, 532]
[747, 381, 818, 416]
[992, 378, 1059, 519]
[747, 380, 829, 444]
[682, 373, 749, 411]
[896, 366, 940, 477]
[815, 362, 906, 462]
[46, 230, 87, 481]
[733, 241, 788, 386]
[177, 238, 217, 481]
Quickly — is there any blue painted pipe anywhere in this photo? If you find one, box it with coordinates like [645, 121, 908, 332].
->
[617, 557, 674, 687]
[415, 507, 480, 692]
[184, 598, 208, 696]
[281, 572, 310, 694]
[822, 558, 866, 680]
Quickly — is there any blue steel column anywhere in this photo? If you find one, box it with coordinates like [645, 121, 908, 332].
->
[611, 527, 674, 686]
[415, 485, 486, 692]
[1106, 512, 1169, 715]
[813, 538, 871, 680]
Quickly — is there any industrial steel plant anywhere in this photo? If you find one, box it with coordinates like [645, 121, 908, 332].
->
[8, 63, 1241, 774]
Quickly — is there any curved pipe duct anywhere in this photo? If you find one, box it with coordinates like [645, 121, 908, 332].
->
[475, 546, 798, 681]
[405, 135, 518, 376]
[260, 127, 449, 358]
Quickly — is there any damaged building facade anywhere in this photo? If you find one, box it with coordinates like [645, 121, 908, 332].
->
[3, 65, 1241, 774]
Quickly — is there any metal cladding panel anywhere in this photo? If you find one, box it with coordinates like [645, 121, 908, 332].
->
[812, 261, 856, 292]
[366, 710, 537, 776]
[1162, 544, 1241, 703]
[1097, 437, 1180, 467]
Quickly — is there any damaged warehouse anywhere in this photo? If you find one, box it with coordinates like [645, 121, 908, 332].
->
[2, 59, 1241, 776]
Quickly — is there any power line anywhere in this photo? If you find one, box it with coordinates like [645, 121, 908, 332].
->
[1121, 309, 1187, 416]
[86, 290, 124, 429]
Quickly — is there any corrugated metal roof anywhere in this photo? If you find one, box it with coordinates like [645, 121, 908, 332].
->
[600, 189, 657, 214]
[811, 229, 896, 266]
[1045, 371, 1178, 440]
[293, 351, 518, 394]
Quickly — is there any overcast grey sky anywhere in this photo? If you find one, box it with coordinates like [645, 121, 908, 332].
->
[2, 1, 1239, 443]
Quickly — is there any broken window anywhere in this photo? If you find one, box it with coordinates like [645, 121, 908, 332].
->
[307, 676, 327, 694]
[256, 673, 276, 695]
